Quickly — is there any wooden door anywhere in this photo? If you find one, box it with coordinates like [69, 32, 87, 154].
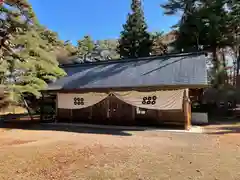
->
[108, 95, 135, 125]
[91, 98, 108, 124]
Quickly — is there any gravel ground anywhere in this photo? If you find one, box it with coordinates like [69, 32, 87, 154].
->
[0, 124, 239, 180]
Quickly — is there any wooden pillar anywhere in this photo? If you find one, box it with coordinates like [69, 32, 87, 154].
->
[107, 95, 110, 119]
[89, 106, 93, 121]
[184, 90, 191, 130]
[184, 100, 191, 130]
[70, 109, 73, 123]
[132, 106, 135, 121]
[55, 93, 58, 123]
[188, 102, 192, 127]
[40, 92, 44, 122]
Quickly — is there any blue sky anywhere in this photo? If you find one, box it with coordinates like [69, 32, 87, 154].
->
[29, 0, 179, 45]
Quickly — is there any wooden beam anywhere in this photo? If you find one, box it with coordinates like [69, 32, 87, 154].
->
[55, 94, 58, 123]
[184, 90, 191, 130]
[40, 93, 44, 122]
[43, 85, 208, 94]
[70, 109, 73, 123]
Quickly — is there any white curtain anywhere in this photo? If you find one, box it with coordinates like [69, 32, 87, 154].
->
[57, 89, 188, 110]
[57, 92, 109, 109]
[113, 89, 187, 110]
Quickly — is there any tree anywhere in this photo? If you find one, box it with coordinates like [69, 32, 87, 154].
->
[0, 0, 38, 56]
[77, 35, 95, 59]
[2, 28, 66, 103]
[95, 39, 120, 60]
[0, 0, 37, 109]
[39, 28, 77, 64]
[161, 0, 234, 50]
[118, 0, 152, 58]
[76, 37, 120, 62]
[0, 1, 66, 111]
[228, 1, 240, 76]
[161, 0, 234, 87]
[151, 32, 167, 55]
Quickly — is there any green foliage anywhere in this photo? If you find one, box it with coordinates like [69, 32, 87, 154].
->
[0, 1, 66, 105]
[162, 0, 234, 50]
[161, 0, 240, 87]
[95, 39, 120, 60]
[118, 0, 152, 58]
[77, 35, 95, 59]
[151, 32, 167, 55]
[38, 27, 78, 64]
[4, 28, 66, 101]
[75, 36, 120, 62]
[228, 1, 240, 56]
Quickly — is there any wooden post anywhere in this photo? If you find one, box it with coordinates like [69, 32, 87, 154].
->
[55, 93, 58, 123]
[70, 109, 73, 123]
[132, 106, 135, 121]
[107, 95, 110, 119]
[40, 92, 44, 122]
[188, 102, 192, 128]
[90, 106, 93, 120]
[184, 90, 191, 130]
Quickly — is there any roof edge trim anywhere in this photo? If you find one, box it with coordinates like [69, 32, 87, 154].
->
[59, 51, 209, 68]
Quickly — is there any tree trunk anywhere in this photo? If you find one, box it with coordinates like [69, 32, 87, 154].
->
[237, 47, 240, 76]
[21, 95, 33, 121]
[212, 46, 223, 88]
[221, 50, 227, 84]
[212, 47, 218, 70]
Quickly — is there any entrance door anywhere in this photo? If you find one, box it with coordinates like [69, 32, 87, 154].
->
[108, 95, 135, 125]
[91, 98, 108, 124]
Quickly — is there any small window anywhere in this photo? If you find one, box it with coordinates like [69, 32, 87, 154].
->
[136, 107, 146, 115]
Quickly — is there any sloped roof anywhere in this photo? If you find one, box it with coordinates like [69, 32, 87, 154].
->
[47, 52, 208, 91]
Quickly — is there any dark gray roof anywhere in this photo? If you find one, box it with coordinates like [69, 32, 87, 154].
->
[47, 52, 208, 91]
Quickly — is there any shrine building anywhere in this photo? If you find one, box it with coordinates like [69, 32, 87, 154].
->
[41, 52, 209, 129]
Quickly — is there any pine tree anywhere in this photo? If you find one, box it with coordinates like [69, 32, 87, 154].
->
[118, 0, 152, 58]
[1, 27, 66, 106]
[161, 0, 234, 87]
[0, 1, 66, 110]
[0, 0, 38, 55]
[14, 28, 65, 94]
[39, 27, 77, 64]
[0, 0, 37, 109]
[162, 0, 233, 50]
[228, 1, 240, 75]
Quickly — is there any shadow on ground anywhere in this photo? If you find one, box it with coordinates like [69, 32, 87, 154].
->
[0, 121, 185, 136]
[206, 125, 240, 135]
[208, 119, 240, 125]
[204, 118, 240, 135]
[0, 122, 134, 136]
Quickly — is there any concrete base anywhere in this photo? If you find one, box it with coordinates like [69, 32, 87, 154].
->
[192, 113, 208, 125]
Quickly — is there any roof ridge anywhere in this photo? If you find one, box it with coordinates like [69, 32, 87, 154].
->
[59, 51, 208, 68]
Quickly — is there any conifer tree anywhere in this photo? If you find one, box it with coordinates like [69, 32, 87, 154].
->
[0, 0, 66, 110]
[161, 0, 234, 87]
[118, 0, 152, 58]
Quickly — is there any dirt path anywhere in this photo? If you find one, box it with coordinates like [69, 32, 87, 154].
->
[0, 126, 239, 180]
